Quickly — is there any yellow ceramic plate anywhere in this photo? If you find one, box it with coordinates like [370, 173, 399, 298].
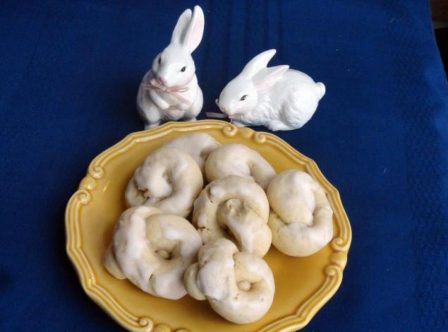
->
[65, 120, 351, 332]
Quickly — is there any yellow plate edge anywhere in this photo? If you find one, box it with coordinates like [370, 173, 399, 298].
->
[65, 119, 353, 332]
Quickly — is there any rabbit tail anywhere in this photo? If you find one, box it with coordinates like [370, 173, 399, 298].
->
[316, 82, 326, 99]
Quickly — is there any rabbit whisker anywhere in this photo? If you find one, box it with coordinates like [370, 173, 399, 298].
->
[206, 112, 228, 119]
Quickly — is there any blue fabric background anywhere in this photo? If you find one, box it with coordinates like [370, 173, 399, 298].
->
[1, 0, 447, 331]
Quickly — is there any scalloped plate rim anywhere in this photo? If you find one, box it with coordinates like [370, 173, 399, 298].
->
[65, 119, 352, 332]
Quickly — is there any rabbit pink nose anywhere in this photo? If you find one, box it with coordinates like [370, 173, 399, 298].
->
[155, 76, 167, 86]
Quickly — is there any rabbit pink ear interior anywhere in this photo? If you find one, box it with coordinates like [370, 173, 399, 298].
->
[241, 49, 277, 79]
[254, 65, 289, 91]
[181, 6, 205, 53]
[171, 9, 192, 45]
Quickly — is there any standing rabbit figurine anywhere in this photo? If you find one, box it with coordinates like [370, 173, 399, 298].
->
[215, 49, 326, 131]
[137, 6, 204, 129]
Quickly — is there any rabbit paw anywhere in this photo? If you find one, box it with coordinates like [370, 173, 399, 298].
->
[230, 120, 245, 127]
[144, 122, 160, 130]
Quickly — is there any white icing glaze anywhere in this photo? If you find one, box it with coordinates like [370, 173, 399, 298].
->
[192, 175, 272, 257]
[267, 170, 333, 257]
[162, 133, 221, 171]
[184, 238, 275, 324]
[204, 144, 275, 189]
[105, 206, 202, 300]
[125, 147, 203, 217]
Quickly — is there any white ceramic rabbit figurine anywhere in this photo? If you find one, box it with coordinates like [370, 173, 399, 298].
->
[216, 49, 326, 131]
[137, 6, 204, 129]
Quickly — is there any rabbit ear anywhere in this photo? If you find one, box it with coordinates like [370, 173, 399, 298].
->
[241, 49, 277, 79]
[254, 65, 289, 91]
[171, 8, 193, 45]
[180, 6, 205, 53]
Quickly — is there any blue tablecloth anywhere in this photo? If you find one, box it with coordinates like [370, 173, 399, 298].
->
[1, 0, 447, 331]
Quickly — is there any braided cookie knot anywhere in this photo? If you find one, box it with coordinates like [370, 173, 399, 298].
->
[104, 206, 202, 300]
[267, 170, 334, 257]
[161, 133, 221, 171]
[205, 143, 275, 189]
[193, 175, 272, 257]
[184, 239, 275, 324]
[125, 147, 203, 217]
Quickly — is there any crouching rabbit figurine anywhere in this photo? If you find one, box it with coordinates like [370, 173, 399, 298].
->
[137, 6, 205, 129]
[216, 49, 326, 131]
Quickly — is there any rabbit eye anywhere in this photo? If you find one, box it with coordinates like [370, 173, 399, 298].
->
[158, 56, 161, 64]
[180, 66, 187, 72]
[240, 95, 248, 101]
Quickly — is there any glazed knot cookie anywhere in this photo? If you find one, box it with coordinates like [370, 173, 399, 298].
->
[267, 170, 333, 257]
[193, 175, 272, 257]
[205, 143, 275, 189]
[184, 238, 275, 324]
[125, 147, 203, 217]
[104, 206, 202, 300]
[161, 133, 221, 171]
